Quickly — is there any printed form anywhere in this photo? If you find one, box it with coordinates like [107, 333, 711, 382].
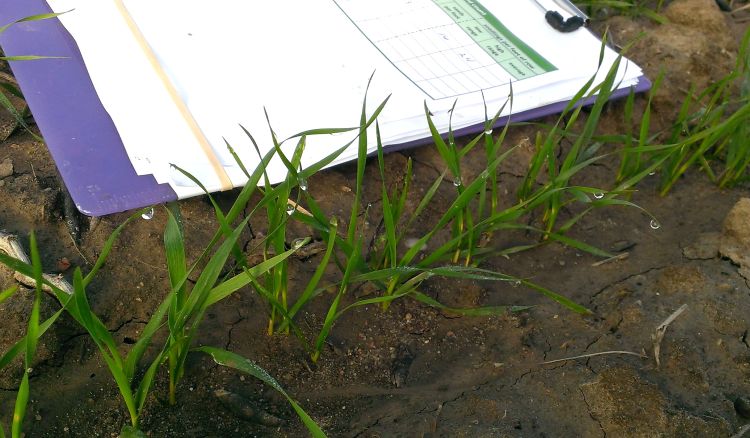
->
[334, 0, 556, 99]
[43, 0, 642, 197]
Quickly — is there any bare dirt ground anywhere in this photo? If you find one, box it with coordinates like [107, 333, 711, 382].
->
[1, 0, 750, 436]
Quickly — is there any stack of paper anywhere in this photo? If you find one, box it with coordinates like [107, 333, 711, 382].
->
[1, 0, 648, 215]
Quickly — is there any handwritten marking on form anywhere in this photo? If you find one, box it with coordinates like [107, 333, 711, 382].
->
[334, 0, 556, 99]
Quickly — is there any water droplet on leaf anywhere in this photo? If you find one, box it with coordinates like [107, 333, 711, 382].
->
[650, 219, 661, 230]
[453, 176, 462, 187]
[594, 192, 604, 199]
[141, 208, 154, 220]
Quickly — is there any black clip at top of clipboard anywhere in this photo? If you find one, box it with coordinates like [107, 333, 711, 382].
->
[532, 0, 590, 33]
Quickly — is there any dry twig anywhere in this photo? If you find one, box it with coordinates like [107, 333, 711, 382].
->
[652, 304, 688, 368]
[541, 350, 648, 365]
[591, 252, 629, 267]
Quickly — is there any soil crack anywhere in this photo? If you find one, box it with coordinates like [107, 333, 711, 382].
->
[511, 362, 568, 387]
[110, 317, 147, 334]
[589, 266, 668, 306]
[542, 336, 552, 360]
[225, 309, 245, 350]
[579, 386, 606, 438]
[584, 334, 604, 352]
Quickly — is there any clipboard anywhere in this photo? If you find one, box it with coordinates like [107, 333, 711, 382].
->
[0, 0, 651, 216]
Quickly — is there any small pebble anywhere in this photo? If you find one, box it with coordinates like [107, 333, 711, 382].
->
[610, 240, 636, 252]
[717, 283, 733, 293]
[390, 344, 415, 388]
[715, 0, 731, 12]
[735, 396, 750, 419]
[57, 257, 71, 272]
[0, 158, 13, 178]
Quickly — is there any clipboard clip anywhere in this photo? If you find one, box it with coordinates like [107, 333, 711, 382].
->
[533, 0, 590, 33]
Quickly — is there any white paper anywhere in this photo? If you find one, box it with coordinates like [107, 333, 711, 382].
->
[45, 0, 643, 198]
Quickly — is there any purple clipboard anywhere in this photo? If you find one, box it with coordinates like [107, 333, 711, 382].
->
[0, 1, 651, 217]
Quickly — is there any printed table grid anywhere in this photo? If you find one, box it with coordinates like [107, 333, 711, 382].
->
[334, 0, 553, 99]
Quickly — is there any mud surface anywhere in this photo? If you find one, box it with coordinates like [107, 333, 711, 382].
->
[2, 1, 750, 437]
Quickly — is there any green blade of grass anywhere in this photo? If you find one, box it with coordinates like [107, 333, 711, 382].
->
[280, 219, 338, 330]
[205, 240, 305, 307]
[10, 373, 29, 438]
[347, 74, 375, 245]
[71, 268, 138, 425]
[313, 237, 361, 361]
[175, 216, 251, 326]
[120, 426, 147, 438]
[164, 204, 186, 306]
[411, 292, 530, 316]
[169, 166, 246, 264]
[0, 11, 69, 34]
[0, 306, 67, 371]
[84, 209, 148, 286]
[123, 293, 172, 382]
[134, 347, 167, 414]
[23, 233, 41, 370]
[0, 285, 18, 305]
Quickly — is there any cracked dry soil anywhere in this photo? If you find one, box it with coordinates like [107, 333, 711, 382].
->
[2, 1, 750, 436]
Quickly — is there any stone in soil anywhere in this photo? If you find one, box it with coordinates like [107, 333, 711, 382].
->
[0, 157, 13, 179]
[682, 232, 720, 260]
[735, 396, 750, 419]
[719, 198, 750, 281]
[580, 367, 730, 436]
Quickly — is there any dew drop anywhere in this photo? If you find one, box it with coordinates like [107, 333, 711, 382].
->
[298, 177, 308, 191]
[484, 128, 493, 135]
[593, 192, 604, 199]
[286, 204, 295, 216]
[292, 238, 306, 249]
[141, 208, 154, 220]
[453, 176, 463, 187]
[404, 237, 427, 251]
[649, 219, 661, 230]
[512, 280, 521, 288]
[648, 171, 656, 176]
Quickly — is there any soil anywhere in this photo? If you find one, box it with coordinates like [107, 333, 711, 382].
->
[1, 1, 750, 437]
